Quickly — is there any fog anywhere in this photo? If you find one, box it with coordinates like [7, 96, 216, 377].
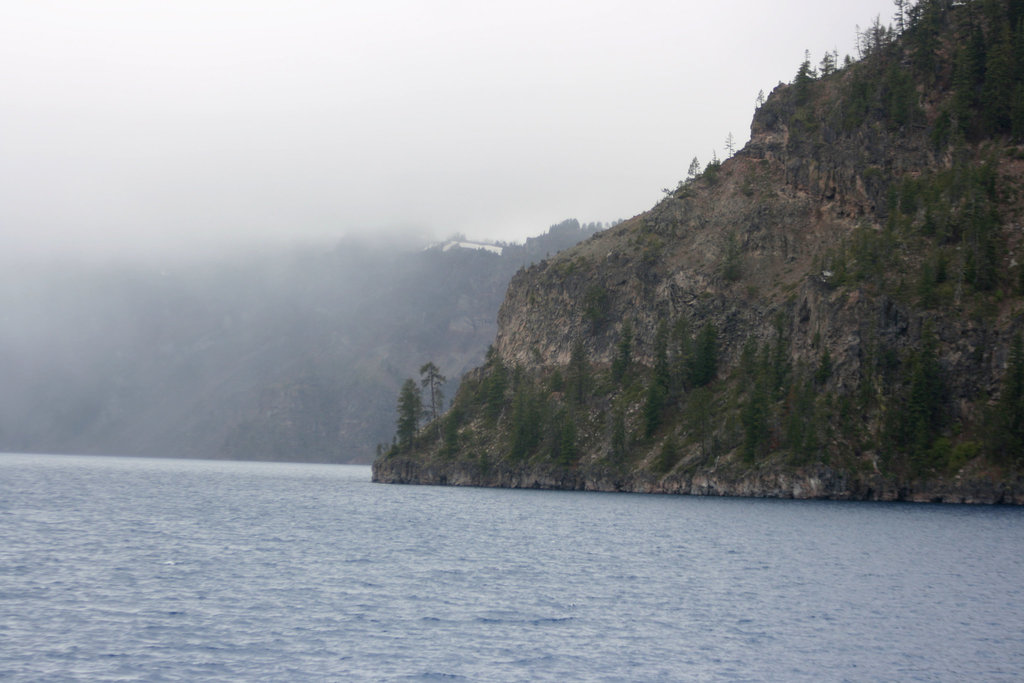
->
[0, 221, 604, 462]
[2, 0, 898, 261]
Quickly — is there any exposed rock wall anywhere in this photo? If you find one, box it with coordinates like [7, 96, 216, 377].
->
[373, 456, 1024, 505]
[373, 3, 1024, 503]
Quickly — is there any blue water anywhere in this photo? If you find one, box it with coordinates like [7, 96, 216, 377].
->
[2, 454, 1023, 681]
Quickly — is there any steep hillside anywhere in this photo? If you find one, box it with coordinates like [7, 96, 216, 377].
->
[375, 0, 1024, 502]
[0, 220, 603, 463]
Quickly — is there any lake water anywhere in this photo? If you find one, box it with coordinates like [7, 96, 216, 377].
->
[2, 454, 1023, 681]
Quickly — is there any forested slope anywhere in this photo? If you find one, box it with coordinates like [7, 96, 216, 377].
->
[375, 0, 1024, 502]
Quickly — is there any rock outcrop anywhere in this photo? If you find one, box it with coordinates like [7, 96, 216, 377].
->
[375, 454, 1024, 504]
[374, 1, 1024, 502]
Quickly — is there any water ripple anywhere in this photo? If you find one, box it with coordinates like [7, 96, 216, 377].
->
[2, 453, 1024, 680]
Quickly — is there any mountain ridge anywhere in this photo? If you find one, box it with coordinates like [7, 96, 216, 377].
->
[374, 0, 1024, 502]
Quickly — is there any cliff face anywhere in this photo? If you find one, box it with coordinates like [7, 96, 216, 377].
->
[375, 455, 1024, 504]
[374, 0, 1024, 502]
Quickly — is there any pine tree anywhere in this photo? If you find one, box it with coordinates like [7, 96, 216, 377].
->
[742, 377, 770, 463]
[395, 379, 422, 452]
[510, 381, 543, 460]
[689, 324, 719, 388]
[722, 233, 742, 282]
[687, 386, 714, 458]
[654, 436, 680, 474]
[815, 347, 833, 386]
[568, 340, 589, 405]
[610, 407, 628, 461]
[1013, 81, 1024, 140]
[483, 346, 508, 422]
[908, 0, 944, 78]
[671, 317, 694, 393]
[555, 408, 578, 467]
[890, 324, 946, 466]
[819, 50, 838, 77]
[687, 157, 702, 179]
[611, 320, 633, 383]
[419, 361, 447, 429]
[990, 334, 1024, 463]
[982, 25, 1014, 134]
[894, 0, 907, 35]
[794, 49, 816, 104]
[442, 408, 461, 458]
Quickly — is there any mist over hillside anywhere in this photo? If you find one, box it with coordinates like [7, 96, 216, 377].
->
[0, 220, 606, 463]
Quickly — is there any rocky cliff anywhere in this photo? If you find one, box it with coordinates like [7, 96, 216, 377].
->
[375, 0, 1024, 502]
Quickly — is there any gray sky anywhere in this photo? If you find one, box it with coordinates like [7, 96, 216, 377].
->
[2, 0, 898, 260]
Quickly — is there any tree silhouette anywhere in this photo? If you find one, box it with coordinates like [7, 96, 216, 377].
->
[419, 361, 447, 429]
[395, 379, 422, 451]
[611, 320, 633, 383]
[687, 156, 701, 179]
[568, 340, 589, 405]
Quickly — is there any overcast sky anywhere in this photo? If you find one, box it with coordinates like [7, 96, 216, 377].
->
[2, 0, 899, 261]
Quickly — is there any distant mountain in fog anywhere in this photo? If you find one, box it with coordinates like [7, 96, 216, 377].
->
[0, 219, 608, 463]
